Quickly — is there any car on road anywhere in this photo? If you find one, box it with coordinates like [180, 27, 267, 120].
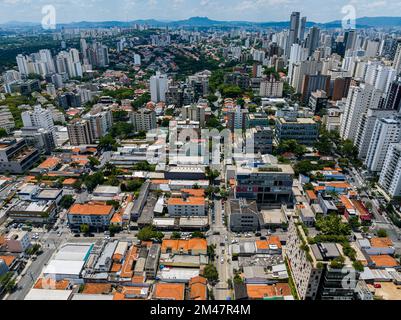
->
[74, 233, 80, 237]
[220, 257, 224, 264]
[374, 283, 382, 289]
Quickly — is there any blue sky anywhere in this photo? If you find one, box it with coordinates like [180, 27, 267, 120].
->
[0, 0, 400, 23]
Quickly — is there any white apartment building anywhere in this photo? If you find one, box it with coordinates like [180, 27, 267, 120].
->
[150, 72, 168, 103]
[340, 84, 382, 142]
[365, 118, 401, 172]
[259, 78, 284, 98]
[167, 196, 206, 216]
[21, 105, 55, 135]
[83, 108, 113, 139]
[355, 108, 397, 159]
[379, 143, 401, 198]
[0, 105, 15, 133]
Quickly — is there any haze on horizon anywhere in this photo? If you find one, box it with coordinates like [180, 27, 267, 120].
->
[0, 0, 400, 24]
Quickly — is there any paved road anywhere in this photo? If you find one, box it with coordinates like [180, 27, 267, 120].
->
[7, 248, 55, 300]
[209, 200, 232, 300]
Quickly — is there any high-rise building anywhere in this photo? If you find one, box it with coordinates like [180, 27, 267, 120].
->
[365, 118, 401, 172]
[82, 107, 113, 140]
[301, 73, 330, 104]
[355, 108, 398, 160]
[286, 12, 300, 56]
[393, 43, 401, 75]
[181, 104, 206, 126]
[286, 217, 359, 300]
[259, 76, 284, 98]
[306, 26, 320, 56]
[131, 108, 157, 133]
[384, 80, 401, 111]
[298, 17, 307, 42]
[21, 105, 55, 135]
[67, 119, 94, 146]
[344, 30, 357, 52]
[16, 54, 29, 76]
[340, 84, 382, 142]
[150, 72, 168, 103]
[0, 105, 15, 134]
[379, 143, 401, 197]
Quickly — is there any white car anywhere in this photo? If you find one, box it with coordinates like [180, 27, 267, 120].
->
[220, 257, 224, 264]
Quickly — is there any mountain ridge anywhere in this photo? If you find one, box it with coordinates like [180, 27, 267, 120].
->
[1, 16, 401, 29]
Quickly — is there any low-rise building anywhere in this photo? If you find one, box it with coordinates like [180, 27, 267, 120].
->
[67, 203, 114, 229]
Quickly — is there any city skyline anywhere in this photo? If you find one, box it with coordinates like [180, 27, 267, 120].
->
[1, 0, 401, 24]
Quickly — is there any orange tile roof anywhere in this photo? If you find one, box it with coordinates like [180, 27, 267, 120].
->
[255, 236, 282, 250]
[181, 189, 205, 197]
[246, 283, 291, 299]
[131, 275, 145, 284]
[111, 212, 122, 224]
[38, 157, 60, 169]
[314, 186, 325, 191]
[370, 238, 393, 248]
[161, 238, 207, 252]
[189, 276, 207, 300]
[340, 195, 354, 210]
[113, 286, 147, 300]
[63, 178, 77, 185]
[68, 203, 113, 216]
[111, 262, 122, 273]
[370, 255, 399, 267]
[82, 283, 112, 294]
[0, 255, 15, 267]
[306, 190, 317, 200]
[327, 182, 351, 189]
[167, 197, 205, 206]
[34, 278, 70, 290]
[151, 179, 169, 184]
[153, 283, 185, 300]
[120, 246, 138, 278]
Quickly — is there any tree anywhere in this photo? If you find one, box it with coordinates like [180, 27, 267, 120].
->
[353, 260, 364, 272]
[109, 224, 121, 235]
[191, 231, 205, 239]
[205, 167, 220, 183]
[315, 214, 351, 236]
[203, 264, 219, 283]
[137, 225, 164, 242]
[349, 216, 361, 230]
[377, 229, 388, 238]
[0, 128, 8, 138]
[99, 134, 117, 151]
[171, 231, 181, 239]
[88, 156, 100, 168]
[84, 172, 104, 192]
[59, 195, 75, 209]
[80, 224, 90, 234]
[207, 244, 216, 261]
[106, 200, 120, 210]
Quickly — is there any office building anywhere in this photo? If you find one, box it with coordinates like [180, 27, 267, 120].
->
[275, 116, 320, 146]
[0, 138, 40, 174]
[235, 162, 294, 205]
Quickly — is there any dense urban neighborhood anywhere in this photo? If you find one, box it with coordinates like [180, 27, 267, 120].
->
[1, 9, 401, 302]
